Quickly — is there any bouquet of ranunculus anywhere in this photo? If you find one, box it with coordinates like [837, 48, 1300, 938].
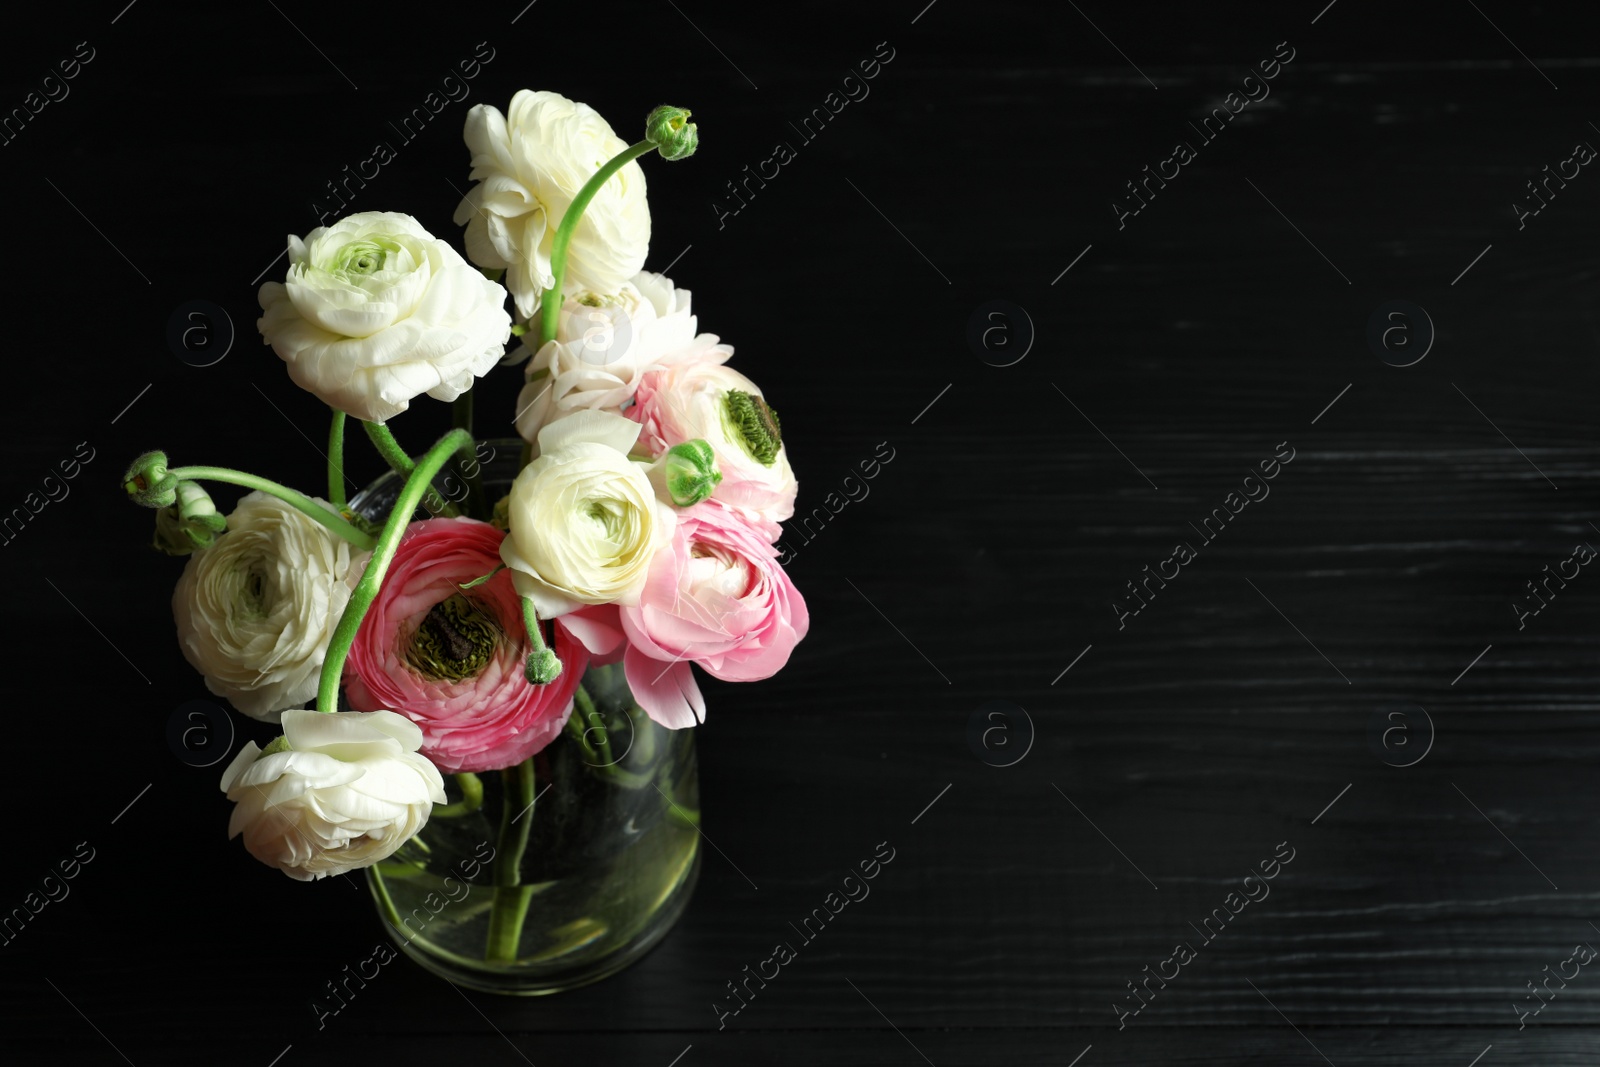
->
[120, 93, 806, 970]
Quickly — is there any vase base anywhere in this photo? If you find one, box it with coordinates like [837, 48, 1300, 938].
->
[371, 850, 702, 996]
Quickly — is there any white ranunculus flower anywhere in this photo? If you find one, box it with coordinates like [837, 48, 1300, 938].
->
[173, 491, 354, 721]
[512, 271, 731, 445]
[219, 709, 446, 881]
[500, 410, 674, 618]
[257, 211, 512, 423]
[452, 90, 651, 320]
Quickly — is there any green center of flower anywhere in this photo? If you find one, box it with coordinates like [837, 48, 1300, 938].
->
[722, 390, 782, 467]
[236, 565, 270, 619]
[406, 594, 500, 681]
[585, 499, 626, 543]
[333, 237, 400, 277]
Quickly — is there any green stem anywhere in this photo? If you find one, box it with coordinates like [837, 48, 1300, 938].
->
[166, 466, 375, 550]
[537, 139, 657, 347]
[485, 758, 537, 962]
[493, 760, 535, 886]
[431, 772, 485, 818]
[563, 697, 601, 763]
[520, 596, 552, 657]
[327, 410, 347, 509]
[563, 688, 651, 789]
[314, 430, 476, 714]
[572, 686, 615, 769]
[360, 420, 459, 518]
[370, 865, 406, 935]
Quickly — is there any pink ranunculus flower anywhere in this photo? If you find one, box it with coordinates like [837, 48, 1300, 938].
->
[342, 517, 587, 773]
[620, 500, 809, 728]
[625, 357, 797, 530]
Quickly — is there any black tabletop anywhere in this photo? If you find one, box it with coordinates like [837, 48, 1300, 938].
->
[6, 1, 1600, 1063]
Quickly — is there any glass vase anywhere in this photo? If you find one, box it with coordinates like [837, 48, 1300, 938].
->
[349, 441, 702, 995]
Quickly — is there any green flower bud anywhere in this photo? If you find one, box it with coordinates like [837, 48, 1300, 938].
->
[152, 480, 228, 555]
[645, 105, 699, 161]
[525, 647, 562, 685]
[519, 594, 562, 685]
[124, 450, 179, 508]
[260, 735, 293, 756]
[176, 480, 224, 528]
[661, 439, 721, 506]
[722, 390, 782, 467]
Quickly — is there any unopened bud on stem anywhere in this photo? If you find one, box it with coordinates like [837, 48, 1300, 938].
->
[153, 480, 227, 554]
[520, 595, 562, 685]
[645, 105, 698, 161]
[124, 451, 179, 507]
[654, 439, 721, 506]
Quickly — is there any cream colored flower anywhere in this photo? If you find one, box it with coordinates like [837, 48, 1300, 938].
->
[219, 709, 446, 881]
[173, 491, 353, 720]
[453, 90, 650, 319]
[257, 211, 511, 423]
[499, 410, 674, 617]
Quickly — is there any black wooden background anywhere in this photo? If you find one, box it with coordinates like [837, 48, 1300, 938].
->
[5, 0, 1600, 1063]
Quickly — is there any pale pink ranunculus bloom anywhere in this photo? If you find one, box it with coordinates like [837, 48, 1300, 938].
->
[342, 517, 587, 773]
[620, 500, 809, 728]
[626, 357, 797, 530]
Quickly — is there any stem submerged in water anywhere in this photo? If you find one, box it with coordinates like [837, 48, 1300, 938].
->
[431, 772, 485, 818]
[485, 758, 537, 962]
[565, 686, 653, 790]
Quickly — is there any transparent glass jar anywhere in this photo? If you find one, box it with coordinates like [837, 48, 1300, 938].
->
[349, 440, 702, 995]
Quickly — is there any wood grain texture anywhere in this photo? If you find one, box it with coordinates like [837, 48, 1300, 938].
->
[6, 1, 1600, 1063]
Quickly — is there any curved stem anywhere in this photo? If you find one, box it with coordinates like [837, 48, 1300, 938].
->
[361, 419, 414, 476]
[563, 697, 601, 764]
[166, 466, 375, 550]
[572, 686, 615, 769]
[520, 596, 553, 657]
[485, 758, 537, 962]
[431, 772, 485, 818]
[361, 420, 458, 518]
[537, 139, 657, 347]
[563, 688, 650, 789]
[327, 410, 347, 509]
[314, 429, 476, 714]
[369, 866, 406, 936]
